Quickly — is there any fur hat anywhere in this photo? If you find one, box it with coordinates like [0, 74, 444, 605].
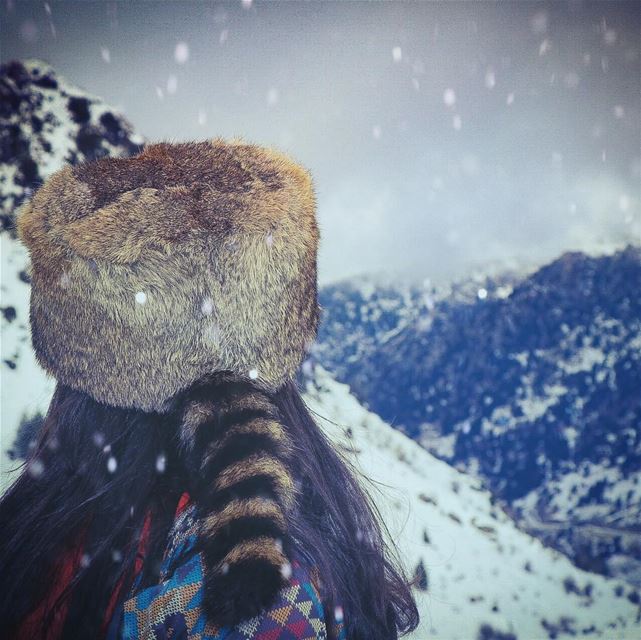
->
[17, 139, 320, 412]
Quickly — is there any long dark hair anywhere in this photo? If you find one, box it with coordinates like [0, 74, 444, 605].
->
[0, 376, 419, 639]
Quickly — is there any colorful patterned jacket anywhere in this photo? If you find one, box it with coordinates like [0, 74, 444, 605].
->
[105, 500, 346, 640]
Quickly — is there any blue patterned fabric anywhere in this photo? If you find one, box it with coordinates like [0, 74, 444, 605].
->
[105, 505, 346, 640]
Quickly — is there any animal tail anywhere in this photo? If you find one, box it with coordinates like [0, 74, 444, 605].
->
[176, 372, 297, 627]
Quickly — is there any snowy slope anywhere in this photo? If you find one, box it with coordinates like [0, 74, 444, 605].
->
[303, 366, 641, 639]
[0, 59, 143, 488]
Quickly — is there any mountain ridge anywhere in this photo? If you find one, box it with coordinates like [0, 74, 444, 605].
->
[313, 245, 641, 585]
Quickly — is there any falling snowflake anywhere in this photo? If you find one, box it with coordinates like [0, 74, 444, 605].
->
[265, 231, 274, 247]
[107, 456, 118, 473]
[334, 606, 344, 623]
[201, 297, 214, 316]
[27, 458, 44, 478]
[80, 553, 91, 569]
[392, 46, 402, 62]
[248, 368, 259, 380]
[280, 561, 292, 580]
[174, 42, 189, 64]
[156, 453, 167, 474]
[93, 431, 105, 447]
[613, 105, 625, 119]
[485, 69, 496, 89]
[423, 293, 435, 311]
[506, 92, 515, 106]
[372, 125, 382, 139]
[166, 75, 178, 95]
[219, 30, 228, 45]
[221, 562, 230, 575]
[241, 0, 252, 8]
[443, 88, 456, 107]
[101, 47, 111, 63]
[301, 359, 313, 377]
[452, 114, 462, 131]
[266, 88, 279, 107]
[477, 288, 488, 300]
[539, 39, 551, 56]
[135, 291, 147, 305]
[112, 549, 123, 563]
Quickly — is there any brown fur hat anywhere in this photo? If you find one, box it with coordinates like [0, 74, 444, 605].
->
[17, 139, 320, 412]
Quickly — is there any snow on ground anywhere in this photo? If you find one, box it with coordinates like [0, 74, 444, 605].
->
[0, 232, 56, 489]
[303, 366, 641, 639]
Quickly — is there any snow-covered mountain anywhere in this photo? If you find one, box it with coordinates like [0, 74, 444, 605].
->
[313, 249, 641, 587]
[304, 365, 641, 639]
[0, 59, 143, 484]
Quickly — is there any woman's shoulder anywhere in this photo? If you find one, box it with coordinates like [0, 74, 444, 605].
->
[108, 503, 346, 640]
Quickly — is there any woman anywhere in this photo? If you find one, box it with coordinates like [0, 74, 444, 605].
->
[0, 140, 419, 639]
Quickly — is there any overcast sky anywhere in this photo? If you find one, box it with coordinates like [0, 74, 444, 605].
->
[2, 0, 640, 285]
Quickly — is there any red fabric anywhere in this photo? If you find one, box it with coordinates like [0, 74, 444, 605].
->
[175, 491, 191, 517]
[16, 534, 85, 640]
[16, 493, 191, 640]
[101, 493, 190, 633]
[100, 509, 153, 636]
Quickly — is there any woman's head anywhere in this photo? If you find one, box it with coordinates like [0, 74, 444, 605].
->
[3, 140, 419, 638]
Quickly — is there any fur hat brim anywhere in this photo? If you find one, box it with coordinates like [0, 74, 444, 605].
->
[18, 139, 320, 412]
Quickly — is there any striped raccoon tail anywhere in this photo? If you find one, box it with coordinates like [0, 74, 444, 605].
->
[176, 373, 298, 628]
